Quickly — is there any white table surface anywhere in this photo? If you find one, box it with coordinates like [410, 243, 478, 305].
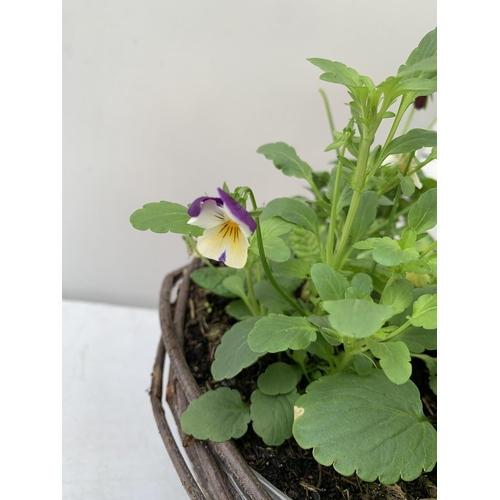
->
[62, 300, 190, 500]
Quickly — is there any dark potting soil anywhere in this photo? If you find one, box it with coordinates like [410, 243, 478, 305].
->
[183, 282, 437, 500]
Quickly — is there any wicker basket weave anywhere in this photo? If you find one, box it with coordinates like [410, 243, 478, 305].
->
[150, 259, 286, 500]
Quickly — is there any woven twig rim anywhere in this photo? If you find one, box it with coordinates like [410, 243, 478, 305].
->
[150, 259, 273, 500]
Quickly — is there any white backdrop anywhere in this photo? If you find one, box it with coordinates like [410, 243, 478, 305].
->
[63, 0, 437, 308]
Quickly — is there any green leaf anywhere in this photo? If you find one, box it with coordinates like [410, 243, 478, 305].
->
[276, 275, 304, 294]
[273, 258, 312, 279]
[311, 263, 349, 301]
[398, 326, 437, 353]
[344, 287, 372, 301]
[254, 280, 293, 314]
[425, 255, 437, 277]
[349, 190, 378, 244]
[408, 188, 437, 233]
[410, 294, 437, 329]
[250, 234, 291, 262]
[397, 55, 437, 78]
[306, 333, 336, 361]
[353, 353, 374, 376]
[180, 388, 251, 442]
[257, 362, 302, 395]
[257, 142, 314, 181]
[293, 371, 436, 483]
[399, 174, 415, 196]
[396, 78, 436, 95]
[323, 299, 394, 338]
[248, 314, 318, 353]
[366, 339, 412, 385]
[352, 239, 376, 250]
[399, 227, 417, 249]
[308, 59, 362, 87]
[384, 129, 437, 158]
[381, 278, 414, 315]
[259, 217, 294, 238]
[222, 274, 247, 300]
[399, 28, 437, 77]
[225, 299, 252, 320]
[191, 267, 239, 298]
[403, 260, 433, 274]
[372, 237, 419, 267]
[289, 225, 320, 259]
[265, 198, 318, 235]
[251, 389, 299, 446]
[326, 166, 353, 209]
[390, 285, 437, 327]
[130, 201, 203, 236]
[307, 315, 342, 345]
[324, 137, 344, 152]
[351, 273, 373, 294]
[211, 318, 262, 381]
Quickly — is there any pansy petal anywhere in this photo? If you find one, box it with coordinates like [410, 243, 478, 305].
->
[187, 196, 223, 217]
[217, 188, 257, 236]
[188, 199, 227, 229]
[196, 222, 250, 269]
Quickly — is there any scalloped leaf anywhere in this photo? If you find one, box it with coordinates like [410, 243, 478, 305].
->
[191, 267, 239, 298]
[371, 237, 419, 267]
[265, 198, 319, 235]
[273, 258, 312, 279]
[211, 317, 262, 381]
[257, 362, 302, 395]
[130, 201, 203, 236]
[408, 188, 437, 234]
[308, 58, 362, 87]
[349, 191, 378, 244]
[409, 293, 437, 329]
[251, 389, 299, 446]
[250, 235, 290, 262]
[366, 339, 412, 385]
[381, 278, 414, 315]
[384, 129, 437, 158]
[322, 299, 394, 338]
[311, 263, 349, 301]
[397, 326, 437, 353]
[398, 28, 437, 78]
[247, 314, 318, 353]
[289, 226, 320, 259]
[225, 299, 252, 320]
[180, 388, 251, 442]
[257, 142, 314, 181]
[293, 371, 436, 483]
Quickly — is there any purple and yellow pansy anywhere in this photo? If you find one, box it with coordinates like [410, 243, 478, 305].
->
[187, 188, 257, 269]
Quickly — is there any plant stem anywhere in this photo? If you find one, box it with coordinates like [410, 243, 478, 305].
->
[379, 95, 413, 160]
[420, 240, 437, 259]
[335, 351, 353, 372]
[245, 189, 308, 316]
[383, 319, 412, 342]
[245, 266, 260, 316]
[331, 131, 372, 270]
[308, 179, 325, 203]
[383, 153, 413, 237]
[402, 105, 415, 134]
[319, 89, 339, 155]
[326, 142, 348, 267]
[426, 117, 437, 130]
